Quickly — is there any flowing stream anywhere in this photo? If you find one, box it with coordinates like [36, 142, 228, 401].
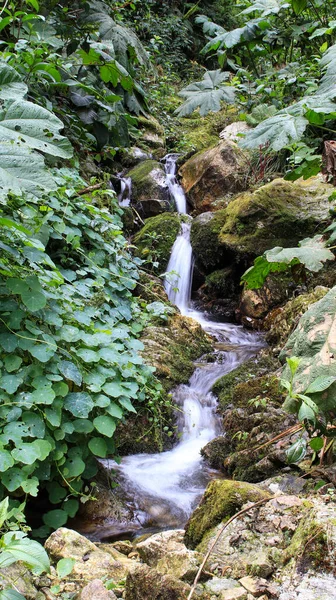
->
[102, 155, 262, 535]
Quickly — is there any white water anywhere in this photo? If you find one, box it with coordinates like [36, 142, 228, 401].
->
[164, 153, 187, 214]
[108, 155, 263, 531]
[118, 176, 132, 207]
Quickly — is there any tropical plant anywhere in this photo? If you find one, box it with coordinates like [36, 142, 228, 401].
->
[175, 69, 235, 116]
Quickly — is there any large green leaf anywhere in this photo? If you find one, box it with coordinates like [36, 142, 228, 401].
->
[240, 110, 308, 151]
[64, 393, 94, 418]
[240, 0, 290, 17]
[175, 70, 235, 117]
[280, 286, 336, 416]
[242, 235, 334, 289]
[0, 99, 73, 158]
[203, 20, 261, 52]
[0, 536, 50, 573]
[0, 63, 28, 100]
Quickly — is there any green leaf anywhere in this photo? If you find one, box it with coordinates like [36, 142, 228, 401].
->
[29, 343, 56, 363]
[0, 537, 50, 573]
[0, 497, 9, 528]
[240, 111, 309, 152]
[175, 70, 235, 117]
[0, 62, 28, 100]
[22, 411, 45, 438]
[43, 509, 68, 528]
[0, 589, 26, 600]
[56, 557, 75, 578]
[0, 143, 57, 199]
[2, 468, 26, 491]
[62, 455, 85, 477]
[0, 374, 22, 394]
[21, 289, 46, 312]
[291, 0, 307, 15]
[88, 437, 107, 458]
[102, 382, 124, 398]
[309, 437, 324, 452]
[105, 402, 123, 418]
[77, 348, 100, 363]
[64, 393, 94, 418]
[29, 387, 56, 405]
[118, 397, 136, 413]
[93, 416, 116, 437]
[62, 498, 79, 518]
[305, 376, 336, 394]
[4, 355, 22, 373]
[0, 99, 72, 159]
[286, 438, 307, 463]
[72, 419, 94, 433]
[11, 440, 52, 464]
[58, 361, 82, 386]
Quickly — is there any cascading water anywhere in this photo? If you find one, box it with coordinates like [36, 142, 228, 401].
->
[118, 175, 132, 207]
[102, 155, 263, 535]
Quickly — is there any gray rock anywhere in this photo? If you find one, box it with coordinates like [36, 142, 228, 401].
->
[80, 579, 117, 599]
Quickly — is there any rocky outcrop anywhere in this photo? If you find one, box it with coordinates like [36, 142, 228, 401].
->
[127, 160, 171, 218]
[137, 115, 166, 158]
[133, 212, 182, 271]
[179, 140, 249, 214]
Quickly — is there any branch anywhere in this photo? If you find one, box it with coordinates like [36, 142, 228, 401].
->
[76, 183, 104, 196]
[187, 496, 273, 600]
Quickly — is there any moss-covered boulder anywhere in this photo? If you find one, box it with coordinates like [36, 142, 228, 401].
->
[184, 480, 270, 549]
[127, 160, 171, 218]
[124, 564, 193, 600]
[218, 177, 331, 260]
[133, 213, 181, 272]
[191, 178, 332, 276]
[179, 140, 249, 214]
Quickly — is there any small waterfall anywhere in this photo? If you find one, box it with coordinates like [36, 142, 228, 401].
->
[164, 222, 193, 316]
[100, 154, 264, 536]
[118, 176, 132, 207]
[164, 153, 187, 214]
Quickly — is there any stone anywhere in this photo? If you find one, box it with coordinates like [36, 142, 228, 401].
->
[45, 528, 137, 585]
[238, 273, 292, 321]
[239, 576, 278, 597]
[79, 580, 117, 599]
[127, 160, 171, 217]
[135, 529, 202, 582]
[137, 115, 166, 157]
[220, 589, 247, 600]
[205, 578, 241, 594]
[248, 553, 274, 578]
[119, 146, 153, 168]
[184, 480, 270, 549]
[0, 563, 44, 600]
[179, 140, 249, 214]
[219, 122, 251, 142]
[124, 564, 192, 600]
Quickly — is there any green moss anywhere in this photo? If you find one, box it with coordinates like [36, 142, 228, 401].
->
[173, 107, 239, 155]
[133, 213, 181, 272]
[213, 352, 281, 410]
[284, 515, 329, 571]
[128, 160, 165, 201]
[205, 267, 236, 298]
[184, 479, 270, 549]
[190, 211, 228, 271]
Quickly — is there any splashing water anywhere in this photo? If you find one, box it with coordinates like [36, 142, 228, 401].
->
[164, 153, 187, 214]
[118, 176, 132, 207]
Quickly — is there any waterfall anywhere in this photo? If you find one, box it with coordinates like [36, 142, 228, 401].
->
[118, 176, 132, 207]
[99, 155, 263, 537]
[164, 153, 187, 214]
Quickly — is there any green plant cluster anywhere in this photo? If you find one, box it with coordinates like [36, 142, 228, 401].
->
[0, 172, 162, 534]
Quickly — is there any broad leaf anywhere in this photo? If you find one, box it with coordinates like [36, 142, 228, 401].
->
[286, 438, 307, 463]
[0, 142, 57, 198]
[240, 110, 308, 151]
[240, 0, 290, 17]
[175, 70, 235, 117]
[0, 62, 28, 99]
[57, 557, 75, 578]
[64, 393, 94, 418]
[203, 20, 261, 53]
[0, 99, 72, 158]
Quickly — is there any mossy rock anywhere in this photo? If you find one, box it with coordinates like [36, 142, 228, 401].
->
[218, 177, 332, 260]
[184, 479, 270, 549]
[133, 213, 181, 272]
[190, 211, 229, 272]
[205, 267, 237, 298]
[127, 160, 172, 217]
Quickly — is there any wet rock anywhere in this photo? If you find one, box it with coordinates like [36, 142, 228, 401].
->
[127, 160, 171, 217]
[111, 540, 133, 556]
[124, 564, 192, 600]
[80, 579, 117, 599]
[184, 479, 270, 549]
[238, 273, 292, 321]
[134, 212, 181, 271]
[119, 146, 153, 168]
[45, 528, 136, 585]
[136, 529, 202, 582]
[179, 140, 249, 214]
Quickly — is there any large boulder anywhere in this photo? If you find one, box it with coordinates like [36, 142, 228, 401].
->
[191, 177, 332, 274]
[127, 160, 171, 218]
[184, 480, 270, 549]
[179, 140, 249, 214]
[133, 213, 181, 272]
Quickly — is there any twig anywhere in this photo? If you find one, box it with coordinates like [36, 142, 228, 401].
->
[187, 496, 273, 600]
[76, 183, 104, 196]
